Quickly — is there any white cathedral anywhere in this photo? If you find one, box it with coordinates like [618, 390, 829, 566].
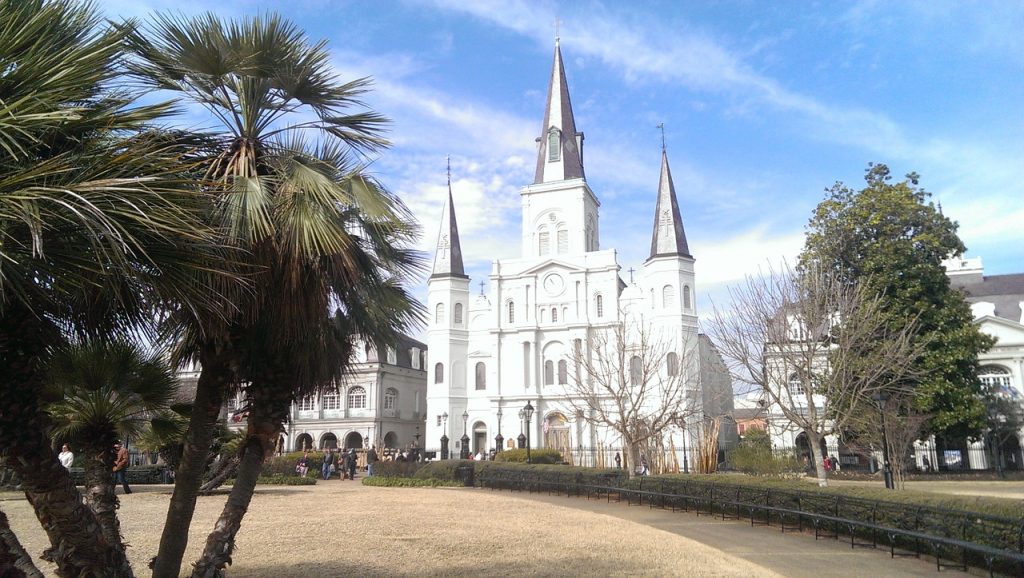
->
[424, 41, 736, 467]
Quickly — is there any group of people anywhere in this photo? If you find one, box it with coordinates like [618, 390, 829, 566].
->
[56, 440, 132, 494]
[296, 446, 380, 480]
[822, 454, 841, 472]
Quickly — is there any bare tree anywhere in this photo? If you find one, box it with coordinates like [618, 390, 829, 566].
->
[848, 392, 931, 489]
[706, 264, 922, 487]
[563, 320, 701, 478]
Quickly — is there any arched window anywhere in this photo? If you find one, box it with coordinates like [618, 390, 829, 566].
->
[980, 365, 1014, 396]
[434, 362, 444, 384]
[544, 360, 554, 385]
[683, 285, 692, 309]
[596, 294, 604, 318]
[662, 285, 675, 308]
[630, 356, 643, 385]
[475, 362, 486, 390]
[322, 388, 340, 410]
[666, 352, 679, 377]
[347, 386, 366, 409]
[557, 229, 568, 254]
[383, 388, 397, 410]
[788, 374, 805, 396]
[454, 303, 463, 325]
[507, 300, 515, 324]
[558, 360, 568, 384]
[551, 308, 558, 323]
[435, 302, 445, 324]
[538, 229, 550, 255]
[548, 130, 560, 162]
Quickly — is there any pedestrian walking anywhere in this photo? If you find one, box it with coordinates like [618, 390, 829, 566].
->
[58, 444, 74, 470]
[112, 441, 131, 494]
[322, 449, 336, 480]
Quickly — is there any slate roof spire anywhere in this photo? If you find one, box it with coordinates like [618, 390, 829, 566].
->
[431, 156, 468, 279]
[647, 144, 692, 260]
[534, 38, 585, 184]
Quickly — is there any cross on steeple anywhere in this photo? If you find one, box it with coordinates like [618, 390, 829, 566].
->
[627, 267, 636, 283]
[479, 281, 485, 295]
[554, 17, 562, 43]
[657, 123, 666, 152]
[447, 155, 451, 188]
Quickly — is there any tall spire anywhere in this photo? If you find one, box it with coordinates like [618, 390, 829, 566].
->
[648, 146, 691, 261]
[534, 39, 584, 184]
[431, 156, 468, 279]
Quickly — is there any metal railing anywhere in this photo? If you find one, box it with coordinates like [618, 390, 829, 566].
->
[476, 467, 1024, 577]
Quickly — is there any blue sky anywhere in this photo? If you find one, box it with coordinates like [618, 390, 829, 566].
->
[100, 0, 1024, 327]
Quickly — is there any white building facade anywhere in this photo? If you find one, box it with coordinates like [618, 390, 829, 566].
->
[425, 41, 735, 464]
[221, 336, 428, 452]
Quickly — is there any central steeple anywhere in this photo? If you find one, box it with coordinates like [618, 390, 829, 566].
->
[534, 38, 585, 184]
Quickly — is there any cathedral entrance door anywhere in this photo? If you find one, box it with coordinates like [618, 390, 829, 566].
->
[473, 422, 488, 455]
[544, 413, 571, 462]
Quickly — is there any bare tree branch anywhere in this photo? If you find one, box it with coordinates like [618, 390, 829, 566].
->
[706, 262, 924, 487]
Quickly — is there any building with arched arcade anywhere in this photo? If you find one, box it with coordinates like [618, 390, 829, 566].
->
[223, 335, 428, 453]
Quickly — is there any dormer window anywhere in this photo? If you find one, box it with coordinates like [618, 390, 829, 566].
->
[548, 129, 560, 162]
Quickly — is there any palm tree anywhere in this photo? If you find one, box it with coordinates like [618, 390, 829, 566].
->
[44, 340, 178, 558]
[126, 14, 424, 578]
[0, 2, 234, 576]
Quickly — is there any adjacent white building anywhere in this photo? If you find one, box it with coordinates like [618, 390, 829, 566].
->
[424, 40, 736, 464]
[217, 335, 428, 452]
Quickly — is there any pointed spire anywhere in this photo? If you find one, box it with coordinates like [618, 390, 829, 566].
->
[534, 39, 584, 184]
[648, 146, 692, 261]
[431, 156, 468, 279]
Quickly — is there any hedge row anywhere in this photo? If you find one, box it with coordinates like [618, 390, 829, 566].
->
[361, 476, 462, 488]
[67, 465, 170, 485]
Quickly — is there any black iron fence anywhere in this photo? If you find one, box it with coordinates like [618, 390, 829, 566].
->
[476, 465, 1024, 577]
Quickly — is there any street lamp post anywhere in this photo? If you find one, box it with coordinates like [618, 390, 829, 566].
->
[872, 392, 894, 489]
[523, 401, 535, 464]
[413, 425, 421, 462]
[495, 409, 504, 453]
[517, 409, 526, 449]
[461, 410, 470, 460]
[440, 412, 449, 460]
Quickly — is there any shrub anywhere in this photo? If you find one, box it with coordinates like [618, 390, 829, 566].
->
[262, 451, 327, 477]
[412, 460, 465, 481]
[493, 448, 563, 464]
[727, 446, 803, 477]
[225, 471, 313, 485]
[371, 460, 425, 478]
[362, 476, 461, 488]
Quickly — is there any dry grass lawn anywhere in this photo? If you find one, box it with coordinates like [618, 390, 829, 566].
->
[2, 482, 781, 577]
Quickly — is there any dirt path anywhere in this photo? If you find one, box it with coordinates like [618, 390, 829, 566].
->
[1, 482, 783, 577]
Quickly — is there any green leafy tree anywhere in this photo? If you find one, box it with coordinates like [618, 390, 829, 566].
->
[800, 163, 993, 439]
[0, 2, 229, 575]
[126, 14, 423, 578]
[44, 340, 178, 559]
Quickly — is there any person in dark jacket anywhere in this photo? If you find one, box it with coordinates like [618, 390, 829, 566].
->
[346, 448, 357, 480]
[366, 445, 379, 476]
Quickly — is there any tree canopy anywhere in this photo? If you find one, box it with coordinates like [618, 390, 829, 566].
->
[799, 163, 993, 439]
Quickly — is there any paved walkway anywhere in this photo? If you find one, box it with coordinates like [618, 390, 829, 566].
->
[492, 487, 976, 577]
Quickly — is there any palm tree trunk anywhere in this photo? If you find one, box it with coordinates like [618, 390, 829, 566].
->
[198, 456, 239, 494]
[190, 391, 286, 578]
[0, 313, 133, 578]
[0, 508, 44, 578]
[152, 346, 229, 578]
[81, 444, 124, 557]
